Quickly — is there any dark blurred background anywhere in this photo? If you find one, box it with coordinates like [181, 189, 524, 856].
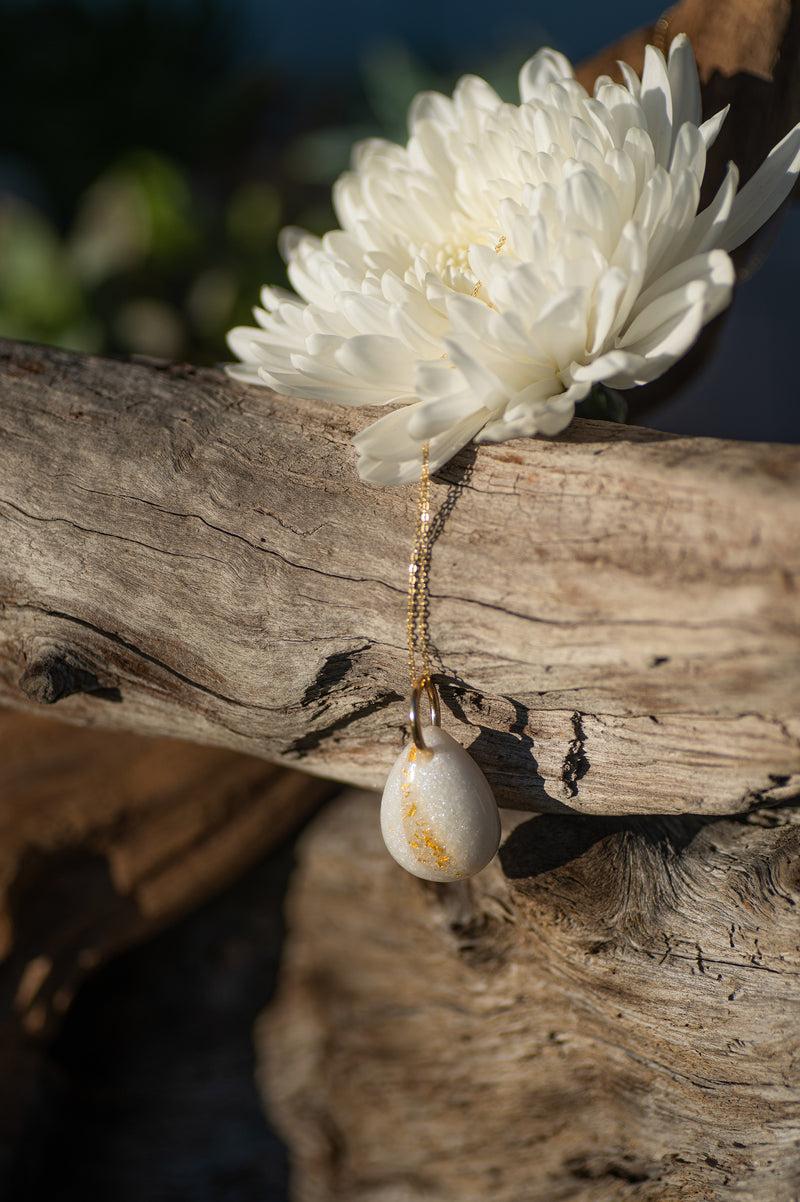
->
[1, 0, 798, 441]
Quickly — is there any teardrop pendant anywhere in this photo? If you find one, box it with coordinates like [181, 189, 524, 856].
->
[380, 680, 501, 882]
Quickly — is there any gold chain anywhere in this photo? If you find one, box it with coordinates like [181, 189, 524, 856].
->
[407, 443, 432, 687]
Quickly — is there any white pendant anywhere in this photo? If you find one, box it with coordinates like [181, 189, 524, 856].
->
[380, 726, 501, 882]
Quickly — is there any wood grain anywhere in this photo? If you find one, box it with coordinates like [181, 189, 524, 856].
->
[578, 0, 798, 89]
[258, 790, 800, 1201]
[0, 707, 330, 1039]
[0, 339, 798, 815]
[0, 704, 331, 1183]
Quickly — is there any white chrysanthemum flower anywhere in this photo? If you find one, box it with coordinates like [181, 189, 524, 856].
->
[228, 35, 800, 485]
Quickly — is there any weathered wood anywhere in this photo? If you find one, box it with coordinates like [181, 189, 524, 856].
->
[0, 706, 330, 1040]
[580, 0, 798, 85]
[0, 705, 332, 1189]
[0, 704, 329, 1184]
[258, 790, 800, 1201]
[0, 339, 799, 816]
[3, 809, 297, 1202]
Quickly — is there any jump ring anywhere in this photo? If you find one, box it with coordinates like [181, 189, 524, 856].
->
[409, 677, 441, 751]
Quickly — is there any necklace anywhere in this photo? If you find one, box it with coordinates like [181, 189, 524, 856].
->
[380, 446, 501, 881]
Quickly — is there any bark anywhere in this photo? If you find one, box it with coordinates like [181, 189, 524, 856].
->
[578, 0, 800, 135]
[0, 704, 330, 1175]
[4, 819, 297, 1202]
[0, 706, 330, 1038]
[0, 339, 799, 816]
[257, 790, 800, 1202]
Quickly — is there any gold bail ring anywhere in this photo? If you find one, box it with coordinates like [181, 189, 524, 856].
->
[409, 677, 441, 751]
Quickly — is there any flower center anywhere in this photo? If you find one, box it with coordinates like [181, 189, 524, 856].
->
[430, 241, 471, 276]
[417, 229, 507, 286]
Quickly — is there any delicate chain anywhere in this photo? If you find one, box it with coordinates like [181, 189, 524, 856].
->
[407, 443, 432, 687]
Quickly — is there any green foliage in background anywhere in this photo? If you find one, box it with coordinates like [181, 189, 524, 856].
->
[0, 152, 284, 360]
[0, 0, 544, 363]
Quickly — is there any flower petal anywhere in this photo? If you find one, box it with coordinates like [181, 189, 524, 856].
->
[478, 384, 584, 439]
[408, 89, 456, 131]
[406, 390, 486, 439]
[454, 74, 504, 116]
[225, 362, 263, 384]
[627, 249, 734, 326]
[228, 34, 800, 484]
[719, 121, 800, 251]
[677, 161, 739, 260]
[334, 334, 415, 388]
[617, 60, 641, 101]
[594, 81, 647, 148]
[620, 270, 726, 349]
[623, 126, 656, 199]
[618, 298, 706, 380]
[667, 33, 702, 132]
[227, 325, 277, 364]
[587, 267, 629, 354]
[570, 349, 646, 388]
[528, 288, 590, 371]
[639, 44, 673, 167]
[354, 406, 488, 485]
[698, 106, 728, 151]
[669, 122, 706, 184]
[643, 167, 700, 282]
[519, 48, 575, 104]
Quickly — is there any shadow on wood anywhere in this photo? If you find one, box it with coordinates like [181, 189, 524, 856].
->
[258, 791, 800, 1201]
[0, 341, 798, 817]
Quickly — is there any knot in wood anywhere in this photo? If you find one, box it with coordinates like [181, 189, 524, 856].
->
[19, 651, 103, 705]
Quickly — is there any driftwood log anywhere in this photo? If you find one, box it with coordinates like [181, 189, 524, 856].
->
[2, 0, 799, 818]
[0, 338, 799, 818]
[0, 709, 330, 1038]
[581, 0, 800, 186]
[258, 791, 800, 1202]
[0, 705, 331, 1187]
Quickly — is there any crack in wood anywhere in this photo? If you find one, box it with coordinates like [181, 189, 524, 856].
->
[561, 711, 591, 798]
[18, 605, 274, 713]
[283, 690, 403, 758]
[300, 642, 373, 710]
[1, 338, 799, 813]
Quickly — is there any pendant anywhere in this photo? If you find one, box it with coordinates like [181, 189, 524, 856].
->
[380, 680, 501, 882]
